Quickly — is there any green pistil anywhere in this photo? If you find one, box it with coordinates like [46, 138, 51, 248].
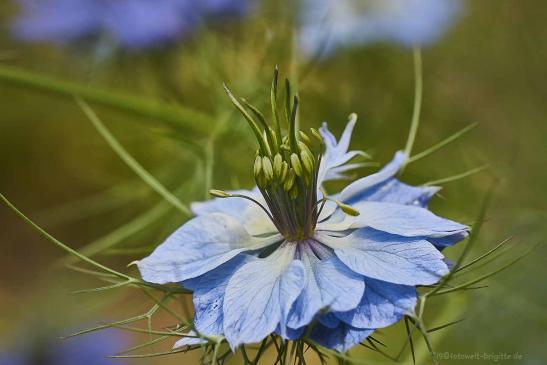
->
[223, 70, 325, 241]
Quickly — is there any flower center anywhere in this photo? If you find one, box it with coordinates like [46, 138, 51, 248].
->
[225, 69, 325, 241]
[213, 69, 359, 241]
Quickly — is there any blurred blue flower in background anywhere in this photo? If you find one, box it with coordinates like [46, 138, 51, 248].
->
[136, 118, 469, 352]
[299, 0, 462, 57]
[0, 329, 128, 365]
[11, 0, 252, 50]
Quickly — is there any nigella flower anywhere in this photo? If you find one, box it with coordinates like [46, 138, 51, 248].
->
[0, 329, 128, 365]
[11, 0, 252, 50]
[136, 72, 469, 352]
[299, 0, 462, 57]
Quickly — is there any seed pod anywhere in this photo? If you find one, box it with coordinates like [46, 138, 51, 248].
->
[290, 153, 303, 177]
[273, 154, 283, 178]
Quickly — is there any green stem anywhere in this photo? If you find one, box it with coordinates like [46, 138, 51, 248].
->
[78, 98, 190, 215]
[402, 48, 423, 167]
[0, 64, 214, 136]
[0, 192, 131, 280]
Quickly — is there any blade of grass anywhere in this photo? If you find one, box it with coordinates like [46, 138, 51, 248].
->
[407, 123, 477, 164]
[0, 193, 188, 294]
[33, 177, 151, 227]
[0, 64, 214, 136]
[77, 98, 190, 215]
[454, 237, 513, 274]
[432, 242, 539, 296]
[0, 192, 130, 280]
[117, 335, 172, 355]
[108, 347, 198, 358]
[423, 165, 489, 186]
[59, 198, 172, 266]
[427, 318, 465, 333]
[426, 185, 494, 297]
[400, 48, 423, 174]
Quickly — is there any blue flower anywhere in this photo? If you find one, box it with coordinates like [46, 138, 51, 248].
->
[11, 0, 251, 49]
[299, 0, 462, 57]
[0, 329, 128, 365]
[137, 99, 469, 351]
[202, 0, 252, 18]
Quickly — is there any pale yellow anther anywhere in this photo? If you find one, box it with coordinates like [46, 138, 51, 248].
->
[209, 189, 231, 198]
[298, 130, 311, 145]
[337, 201, 360, 216]
[273, 154, 283, 178]
[290, 153, 303, 177]
[262, 156, 274, 181]
[300, 149, 315, 174]
[310, 128, 323, 144]
[254, 155, 262, 177]
[283, 169, 295, 191]
[280, 161, 289, 181]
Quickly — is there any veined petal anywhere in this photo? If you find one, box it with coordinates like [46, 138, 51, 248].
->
[287, 242, 364, 329]
[191, 188, 277, 236]
[136, 213, 281, 284]
[318, 120, 366, 185]
[223, 243, 306, 348]
[183, 255, 252, 337]
[337, 151, 407, 202]
[429, 231, 469, 249]
[317, 229, 449, 285]
[173, 331, 208, 348]
[319, 312, 341, 328]
[310, 320, 373, 352]
[318, 201, 469, 238]
[346, 178, 440, 207]
[275, 325, 305, 340]
[335, 278, 416, 329]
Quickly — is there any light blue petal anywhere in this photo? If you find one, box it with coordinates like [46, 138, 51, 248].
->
[310, 321, 373, 352]
[287, 242, 364, 329]
[346, 178, 440, 207]
[183, 255, 252, 337]
[429, 231, 469, 249]
[318, 201, 469, 238]
[275, 325, 305, 340]
[223, 243, 306, 348]
[299, 0, 462, 57]
[317, 229, 449, 285]
[173, 331, 208, 348]
[335, 278, 416, 329]
[136, 213, 281, 284]
[318, 119, 366, 184]
[191, 188, 277, 236]
[337, 151, 406, 202]
[319, 312, 341, 328]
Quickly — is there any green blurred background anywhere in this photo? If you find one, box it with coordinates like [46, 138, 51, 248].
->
[0, 1, 546, 364]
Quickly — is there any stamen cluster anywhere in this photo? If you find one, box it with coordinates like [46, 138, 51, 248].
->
[222, 69, 325, 241]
